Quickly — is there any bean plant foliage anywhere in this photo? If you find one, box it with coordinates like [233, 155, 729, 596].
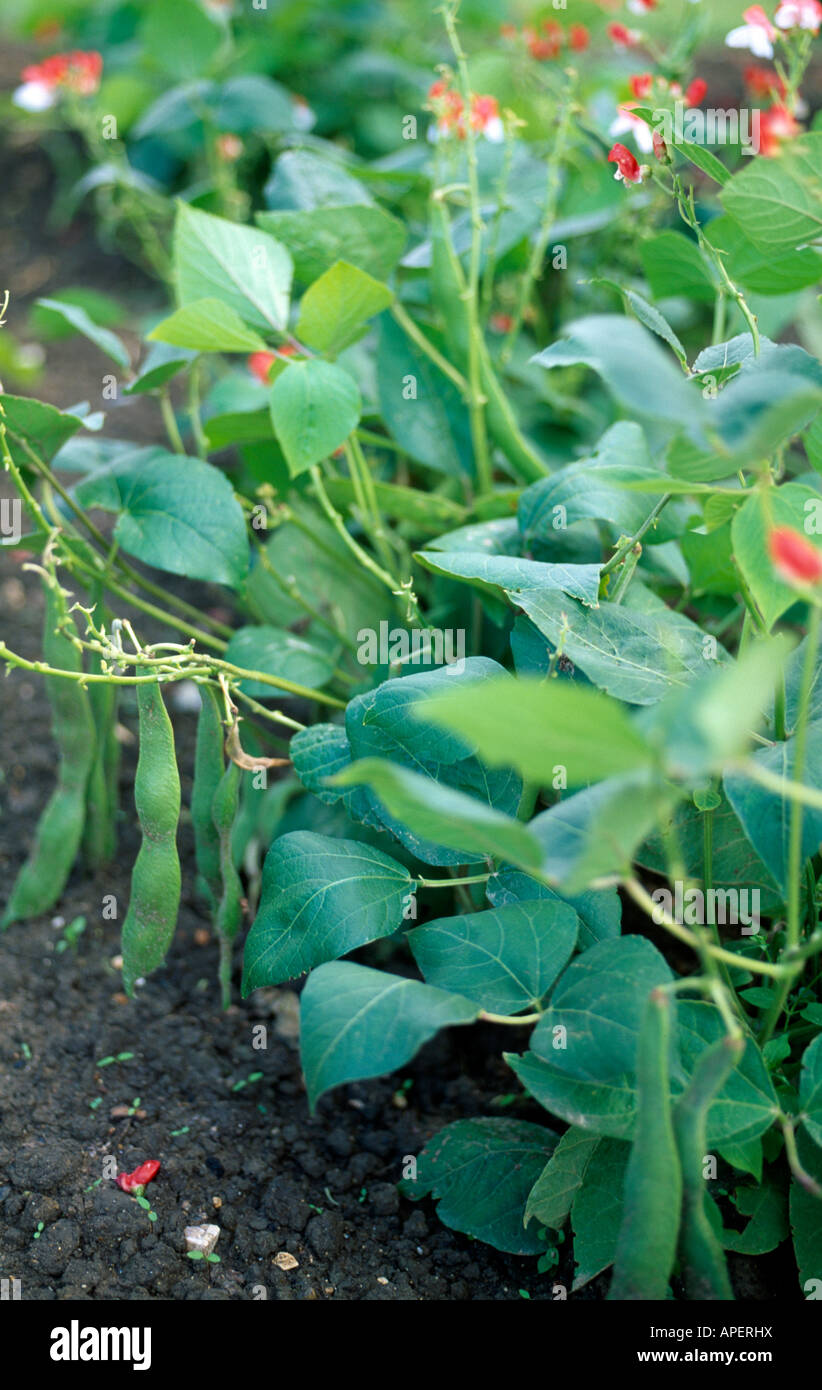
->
[3, 0, 822, 1301]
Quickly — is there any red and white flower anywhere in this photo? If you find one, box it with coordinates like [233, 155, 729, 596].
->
[608, 22, 642, 47]
[608, 142, 648, 184]
[628, 0, 657, 12]
[775, 0, 822, 30]
[427, 82, 504, 143]
[13, 50, 103, 111]
[725, 6, 778, 58]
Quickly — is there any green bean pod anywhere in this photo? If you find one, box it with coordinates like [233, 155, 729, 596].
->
[121, 681, 181, 996]
[674, 1034, 743, 1300]
[212, 759, 243, 1010]
[2, 581, 95, 928]
[191, 684, 224, 907]
[608, 990, 683, 1300]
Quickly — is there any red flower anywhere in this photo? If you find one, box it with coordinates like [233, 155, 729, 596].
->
[744, 64, 786, 99]
[569, 24, 590, 51]
[686, 78, 708, 106]
[759, 103, 801, 156]
[490, 313, 515, 334]
[526, 24, 562, 59]
[653, 130, 669, 161]
[770, 527, 822, 586]
[629, 73, 654, 100]
[608, 142, 646, 184]
[116, 1160, 161, 1195]
[248, 351, 278, 383]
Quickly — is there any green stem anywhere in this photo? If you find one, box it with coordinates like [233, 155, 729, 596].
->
[389, 301, 470, 398]
[500, 70, 576, 365]
[160, 389, 186, 455]
[442, 0, 492, 493]
[600, 495, 671, 576]
[416, 872, 490, 888]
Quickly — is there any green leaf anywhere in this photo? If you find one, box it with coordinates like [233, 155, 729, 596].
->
[0, 394, 85, 462]
[732, 483, 822, 629]
[334, 758, 543, 871]
[256, 204, 407, 284]
[300, 961, 479, 1108]
[706, 215, 822, 296]
[148, 298, 268, 353]
[724, 721, 822, 893]
[640, 231, 718, 304]
[174, 203, 293, 334]
[403, 1118, 557, 1255]
[376, 312, 472, 476]
[125, 341, 198, 394]
[296, 260, 393, 356]
[339, 659, 523, 866]
[414, 551, 602, 613]
[590, 278, 688, 364]
[241, 832, 412, 992]
[513, 592, 724, 705]
[721, 1178, 789, 1255]
[424, 676, 653, 787]
[800, 1033, 822, 1148]
[487, 868, 622, 953]
[223, 625, 337, 699]
[75, 448, 249, 589]
[570, 1138, 630, 1288]
[35, 298, 130, 369]
[409, 900, 578, 1015]
[639, 790, 781, 914]
[525, 1127, 600, 1231]
[721, 132, 822, 253]
[530, 772, 682, 893]
[518, 422, 682, 544]
[677, 1002, 779, 1146]
[270, 359, 361, 476]
[508, 1049, 637, 1139]
[140, 0, 222, 80]
[531, 315, 699, 426]
[531, 937, 676, 1083]
[264, 149, 373, 212]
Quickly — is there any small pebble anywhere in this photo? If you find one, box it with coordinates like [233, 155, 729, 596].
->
[273, 1251, 298, 1271]
[184, 1224, 220, 1257]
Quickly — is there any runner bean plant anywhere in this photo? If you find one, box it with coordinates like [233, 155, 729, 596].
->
[2, 0, 822, 1299]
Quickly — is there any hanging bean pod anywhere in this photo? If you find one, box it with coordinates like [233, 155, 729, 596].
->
[191, 684, 224, 907]
[2, 579, 95, 927]
[608, 990, 683, 1300]
[121, 681, 181, 995]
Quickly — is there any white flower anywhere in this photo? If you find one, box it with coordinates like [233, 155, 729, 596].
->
[609, 109, 655, 153]
[483, 115, 505, 143]
[725, 23, 774, 56]
[12, 80, 57, 112]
